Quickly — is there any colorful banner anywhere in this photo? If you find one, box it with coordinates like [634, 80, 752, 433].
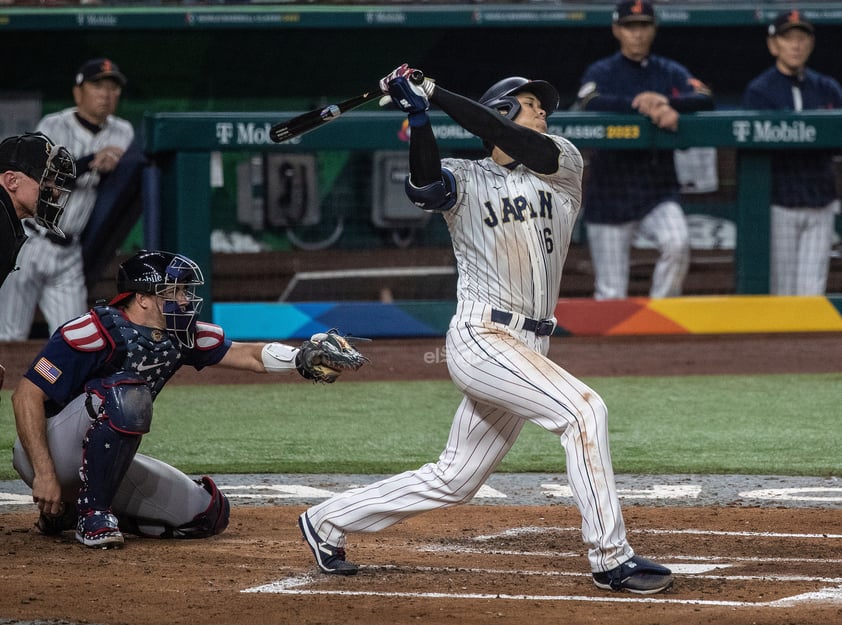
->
[214, 296, 842, 341]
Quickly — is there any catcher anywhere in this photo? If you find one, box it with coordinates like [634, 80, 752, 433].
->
[10, 249, 367, 548]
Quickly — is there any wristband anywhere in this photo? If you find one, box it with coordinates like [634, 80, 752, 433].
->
[261, 342, 299, 373]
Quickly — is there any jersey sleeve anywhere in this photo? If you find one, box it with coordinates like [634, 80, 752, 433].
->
[24, 324, 109, 404]
[575, 61, 636, 113]
[664, 60, 714, 112]
[182, 322, 232, 370]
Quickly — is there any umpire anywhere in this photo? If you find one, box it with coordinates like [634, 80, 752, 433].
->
[0, 132, 75, 393]
[0, 132, 75, 288]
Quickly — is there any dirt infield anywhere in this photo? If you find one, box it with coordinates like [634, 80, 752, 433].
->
[2, 333, 841, 625]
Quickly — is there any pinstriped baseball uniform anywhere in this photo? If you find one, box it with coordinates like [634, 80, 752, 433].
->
[743, 23, 842, 295]
[0, 108, 134, 339]
[307, 135, 636, 573]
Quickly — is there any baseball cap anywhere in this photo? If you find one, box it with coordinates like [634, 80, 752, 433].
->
[768, 10, 814, 37]
[74, 58, 127, 87]
[613, 0, 655, 25]
[0, 132, 54, 180]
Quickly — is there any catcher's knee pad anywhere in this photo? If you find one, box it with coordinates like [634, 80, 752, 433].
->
[174, 476, 230, 539]
[86, 372, 153, 435]
[117, 476, 230, 540]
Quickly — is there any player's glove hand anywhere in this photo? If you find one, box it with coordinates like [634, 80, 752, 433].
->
[379, 63, 435, 97]
[388, 76, 431, 127]
[296, 329, 369, 383]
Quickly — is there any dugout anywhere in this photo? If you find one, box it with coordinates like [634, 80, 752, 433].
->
[3, 2, 842, 326]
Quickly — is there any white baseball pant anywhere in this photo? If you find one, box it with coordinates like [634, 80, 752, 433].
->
[770, 201, 838, 295]
[587, 200, 690, 300]
[307, 303, 634, 573]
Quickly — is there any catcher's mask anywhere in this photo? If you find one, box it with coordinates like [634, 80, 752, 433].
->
[110, 250, 205, 348]
[0, 132, 76, 237]
[478, 77, 559, 153]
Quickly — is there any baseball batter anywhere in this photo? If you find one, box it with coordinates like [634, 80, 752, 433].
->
[743, 10, 842, 295]
[0, 58, 135, 340]
[11, 249, 365, 548]
[298, 64, 674, 594]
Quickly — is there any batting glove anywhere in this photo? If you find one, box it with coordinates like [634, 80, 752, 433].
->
[379, 63, 435, 97]
[388, 76, 430, 127]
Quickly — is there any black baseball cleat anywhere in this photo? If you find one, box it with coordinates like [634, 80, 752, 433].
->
[298, 512, 358, 575]
[34, 502, 77, 536]
[592, 555, 674, 594]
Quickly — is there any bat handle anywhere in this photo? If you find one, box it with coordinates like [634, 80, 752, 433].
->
[409, 70, 425, 85]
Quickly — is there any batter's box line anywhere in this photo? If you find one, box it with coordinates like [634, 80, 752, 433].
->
[247, 565, 842, 589]
[420, 544, 842, 566]
[242, 576, 842, 608]
[471, 526, 842, 541]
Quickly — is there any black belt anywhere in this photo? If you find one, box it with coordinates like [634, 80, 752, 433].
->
[24, 223, 75, 247]
[490, 309, 555, 336]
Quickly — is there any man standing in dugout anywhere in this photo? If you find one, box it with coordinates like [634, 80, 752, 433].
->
[573, 0, 714, 300]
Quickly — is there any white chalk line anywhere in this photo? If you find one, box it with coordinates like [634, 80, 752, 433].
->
[243, 572, 842, 608]
[419, 544, 842, 565]
[251, 563, 842, 586]
[473, 525, 842, 541]
[243, 524, 842, 607]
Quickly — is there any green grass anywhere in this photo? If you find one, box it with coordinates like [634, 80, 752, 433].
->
[1, 373, 840, 480]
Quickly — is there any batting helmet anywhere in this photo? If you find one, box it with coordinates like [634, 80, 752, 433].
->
[479, 77, 560, 121]
[0, 132, 75, 237]
[111, 250, 204, 348]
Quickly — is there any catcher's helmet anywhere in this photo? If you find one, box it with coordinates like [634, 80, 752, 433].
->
[111, 250, 204, 348]
[0, 132, 75, 237]
[479, 76, 560, 121]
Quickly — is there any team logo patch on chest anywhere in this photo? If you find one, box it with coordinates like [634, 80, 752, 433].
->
[482, 190, 554, 227]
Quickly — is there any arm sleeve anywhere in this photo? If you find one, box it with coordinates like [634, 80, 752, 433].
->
[432, 86, 561, 175]
[408, 121, 442, 188]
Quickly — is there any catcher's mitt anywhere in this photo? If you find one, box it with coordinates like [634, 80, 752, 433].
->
[296, 329, 369, 383]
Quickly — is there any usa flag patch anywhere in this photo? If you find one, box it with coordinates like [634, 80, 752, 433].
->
[34, 357, 62, 384]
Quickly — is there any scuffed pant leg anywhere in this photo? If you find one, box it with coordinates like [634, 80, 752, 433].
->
[445, 323, 633, 572]
[309, 395, 525, 547]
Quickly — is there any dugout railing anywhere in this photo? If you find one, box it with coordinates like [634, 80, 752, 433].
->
[142, 110, 842, 309]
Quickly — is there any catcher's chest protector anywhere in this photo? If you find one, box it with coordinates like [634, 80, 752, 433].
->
[95, 306, 183, 398]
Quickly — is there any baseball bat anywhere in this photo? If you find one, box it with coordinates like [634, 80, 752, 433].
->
[269, 70, 424, 144]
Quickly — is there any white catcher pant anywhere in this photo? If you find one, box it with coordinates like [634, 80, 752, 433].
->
[587, 200, 690, 300]
[307, 302, 634, 573]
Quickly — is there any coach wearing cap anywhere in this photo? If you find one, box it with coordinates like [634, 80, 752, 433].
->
[743, 10, 842, 295]
[572, 0, 714, 301]
[0, 58, 135, 341]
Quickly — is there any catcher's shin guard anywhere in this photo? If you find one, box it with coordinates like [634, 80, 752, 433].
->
[77, 416, 142, 515]
[78, 373, 151, 513]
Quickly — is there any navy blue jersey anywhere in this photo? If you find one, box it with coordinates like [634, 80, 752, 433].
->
[575, 52, 714, 223]
[25, 307, 231, 416]
[743, 66, 842, 208]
